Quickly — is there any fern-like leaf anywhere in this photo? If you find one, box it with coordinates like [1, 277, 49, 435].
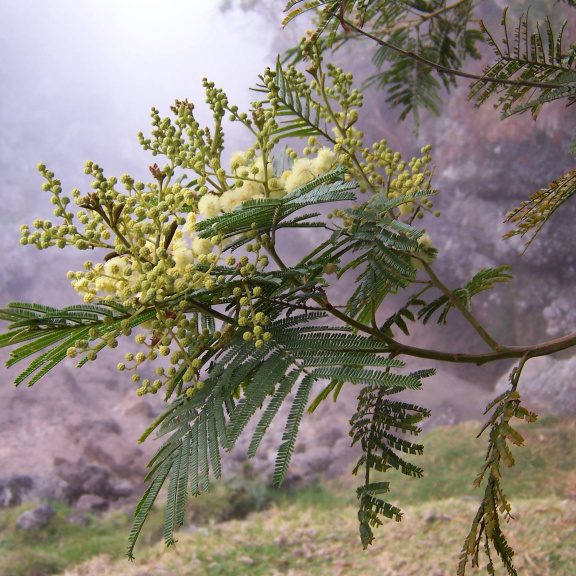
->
[418, 267, 513, 325]
[1, 301, 154, 386]
[504, 168, 576, 251]
[458, 364, 537, 576]
[247, 369, 301, 458]
[468, 10, 575, 118]
[274, 374, 315, 486]
[127, 457, 173, 560]
[350, 368, 433, 547]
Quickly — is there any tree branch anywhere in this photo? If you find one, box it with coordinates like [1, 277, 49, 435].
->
[334, 15, 568, 91]
[420, 259, 503, 351]
[377, 329, 576, 366]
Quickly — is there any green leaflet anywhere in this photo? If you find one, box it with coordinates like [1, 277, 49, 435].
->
[270, 56, 323, 139]
[129, 310, 435, 553]
[418, 267, 513, 325]
[247, 369, 301, 458]
[273, 374, 315, 486]
[311, 366, 424, 389]
[127, 457, 172, 560]
[195, 167, 355, 246]
[458, 363, 538, 576]
[163, 442, 182, 547]
[0, 301, 155, 386]
[468, 10, 574, 118]
[350, 370, 433, 548]
[226, 351, 293, 445]
[175, 432, 191, 528]
[359, 0, 482, 125]
[504, 168, 576, 251]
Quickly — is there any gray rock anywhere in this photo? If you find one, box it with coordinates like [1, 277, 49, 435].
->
[82, 466, 111, 497]
[229, 447, 249, 463]
[75, 494, 109, 512]
[299, 445, 332, 475]
[67, 418, 122, 437]
[0, 475, 33, 508]
[121, 393, 156, 418]
[316, 427, 344, 447]
[108, 478, 133, 499]
[294, 440, 307, 454]
[65, 512, 91, 526]
[16, 503, 55, 530]
[495, 355, 576, 415]
[54, 458, 119, 503]
[54, 458, 92, 487]
[281, 468, 304, 489]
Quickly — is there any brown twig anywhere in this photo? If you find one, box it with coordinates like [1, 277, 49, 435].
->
[334, 14, 567, 91]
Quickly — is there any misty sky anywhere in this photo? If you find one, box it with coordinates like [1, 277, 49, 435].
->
[0, 0, 292, 306]
[0, 0, 301, 390]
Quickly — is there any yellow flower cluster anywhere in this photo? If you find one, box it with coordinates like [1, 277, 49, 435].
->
[24, 51, 441, 404]
[68, 211, 220, 305]
[196, 147, 338, 219]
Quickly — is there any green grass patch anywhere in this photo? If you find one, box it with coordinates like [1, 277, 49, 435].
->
[64, 497, 576, 576]
[2, 415, 575, 575]
[370, 414, 576, 506]
[0, 501, 164, 576]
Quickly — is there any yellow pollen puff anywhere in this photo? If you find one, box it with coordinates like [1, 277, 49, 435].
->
[184, 213, 197, 235]
[418, 233, 433, 250]
[198, 193, 222, 218]
[230, 151, 248, 169]
[192, 236, 213, 255]
[399, 202, 414, 215]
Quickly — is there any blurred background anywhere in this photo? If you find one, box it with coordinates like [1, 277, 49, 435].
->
[1, 1, 576, 574]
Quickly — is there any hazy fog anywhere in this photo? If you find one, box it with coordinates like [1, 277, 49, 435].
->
[0, 1, 300, 390]
[0, 0, 284, 306]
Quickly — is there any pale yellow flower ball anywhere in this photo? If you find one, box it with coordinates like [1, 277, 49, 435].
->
[418, 233, 433, 250]
[173, 245, 195, 271]
[253, 155, 273, 179]
[240, 179, 265, 200]
[198, 193, 222, 218]
[220, 189, 243, 213]
[192, 236, 214, 255]
[95, 276, 117, 294]
[284, 158, 315, 193]
[311, 147, 337, 176]
[398, 202, 414, 215]
[230, 151, 249, 170]
[184, 213, 197, 236]
[269, 171, 290, 199]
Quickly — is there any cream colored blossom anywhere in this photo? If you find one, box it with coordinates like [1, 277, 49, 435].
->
[95, 275, 117, 294]
[269, 187, 288, 199]
[238, 179, 265, 202]
[284, 158, 315, 193]
[269, 172, 288, 198]
[78, 256, 142, 299]
[230, 151, 248, 170]
[220, 189, 243, 213]
[311, 147, 337, 176]
[418, 233, 433, 250]
[169, 230, 191, 269]
[192, 236, 213, 255]
[253, 155, 273, 180]
[398, 202, 414, 215]
[102, 257, 131, 294]
[198, 193, 221, 218]
[184, 212, 197, 236]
